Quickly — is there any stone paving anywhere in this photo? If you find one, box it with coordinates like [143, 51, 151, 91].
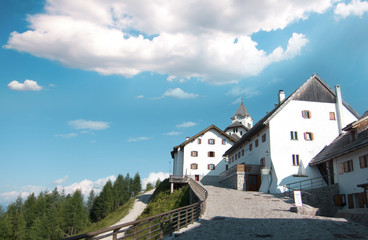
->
[168, 186, 368, 239]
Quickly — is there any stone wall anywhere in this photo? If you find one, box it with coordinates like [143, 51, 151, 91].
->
[290, 184, 341, 217]
[219, 172, 245, 190]
[336, 209, 368, 228]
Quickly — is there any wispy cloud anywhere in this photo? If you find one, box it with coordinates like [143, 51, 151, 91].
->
[137, 95, 144, 99]
[165, 131, 181, 136]
[152, 88, 198, 100]
[176, 121, 197, 128]
[127, 136, 151, 142]
[68, 119, 110, 131]
[55, 133, 78, 138]
[8, 79, 42, 91]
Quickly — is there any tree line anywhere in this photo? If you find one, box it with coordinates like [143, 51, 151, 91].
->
[0, 172, 142, 239]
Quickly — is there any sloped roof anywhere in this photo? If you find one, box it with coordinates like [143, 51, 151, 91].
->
[310, 117, 368, 165]
[231, 101, 250, 119]
[171, 124, 237, 158]
[224, 74, 360, 157]
[224, 121, 250, 132]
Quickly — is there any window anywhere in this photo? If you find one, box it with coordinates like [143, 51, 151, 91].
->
[304, 132, 314, 141]
[240, 131, 243, 136]
[208, 139, 215, 145]
[339, 160, 353, 174]
[191, 151, 198, 157]
[242, 149, 244, 156]
[359, 154, 368, 168]
[231, 156, 234, 163]
[262, 134, 266, 142]
[292, 154, 300, 166]
[208, 151, 215, 157]
[330, 112, 336, 120]
[197, 139, 201, 144]
[208, 164, 215, 170]
[290, 131, 298, 140]
[238, 152, 241, 158]
[302, 110, 311, 119]
[260, 157, 265, 167]
[222, 139, 226, 145]
[249, 143, 253, 151]
[255, 139, 259, 147]
[235, 154, 238, 160]
[190, 163, 198, 170]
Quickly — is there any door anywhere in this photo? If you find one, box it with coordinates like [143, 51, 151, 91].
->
[195, 175, 199, 181]
[348, 194, 354, 209]
[246, 174, 261, 191]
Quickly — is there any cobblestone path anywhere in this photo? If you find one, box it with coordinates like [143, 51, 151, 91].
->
[170, 186, 368, 239]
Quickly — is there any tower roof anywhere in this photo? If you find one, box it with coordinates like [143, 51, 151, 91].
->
[231, 100, 250, 120]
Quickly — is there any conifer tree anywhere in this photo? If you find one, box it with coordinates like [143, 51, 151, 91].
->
[132, 172, 142, 196]
[146, 182, 153, 191]
[155, 179, 161, 188]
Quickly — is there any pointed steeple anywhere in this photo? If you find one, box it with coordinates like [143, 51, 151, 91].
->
[231, 99, 250, 120]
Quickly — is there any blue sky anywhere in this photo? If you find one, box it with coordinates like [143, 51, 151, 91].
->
[1, 0, 367, 206]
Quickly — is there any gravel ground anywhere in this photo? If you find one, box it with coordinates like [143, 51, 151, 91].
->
[168, 186, 368, 240]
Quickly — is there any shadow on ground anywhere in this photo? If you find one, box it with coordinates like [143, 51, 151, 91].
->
[172, 216, 368, 240]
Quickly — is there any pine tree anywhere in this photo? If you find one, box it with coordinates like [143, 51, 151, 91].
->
[23, 193, 37, 229]
[87, 189, 96, 213]
[124, 173, 133, 198]
[0, 211, 13, 239]
[28, 217, 44, 240]
[155, 179, 161, 188]
[146, 183, 153, 191]
[132, 172, 142, 196]
[113, 174, 125, 209]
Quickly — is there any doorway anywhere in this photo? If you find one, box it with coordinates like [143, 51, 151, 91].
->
[246, 174, 261, 191]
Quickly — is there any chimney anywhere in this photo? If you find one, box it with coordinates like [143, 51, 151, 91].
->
[278, 90, 285, 104]
[335, 85, 344, 135]
[186, 136, 190, 140]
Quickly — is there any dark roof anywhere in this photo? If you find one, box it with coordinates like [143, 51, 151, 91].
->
[224, 73, 360, 157]
[231, 101, 250, 119]
[310, 117, 368, 165]
[224, 121, 249, 132]
[171, 124, 237, 158]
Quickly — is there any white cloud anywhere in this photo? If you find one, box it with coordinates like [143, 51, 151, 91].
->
[0, 176, 116, 207]
[8, 79, 42, 91]
[54, 175, 69, 184]
[4, 0, 330, 84]
[142, 172, 170, 189]
[127, 136, 150, 142]
[69, 119, 110, 130]
[163, 88, 198, 99]
[335, 0, 368, 18]
[176, 121, 197, 128]
[226, 87, 261, 99]
[165, 131, 180, 136]
[136, 95, 144, 99]
[55, 132, 78, 138]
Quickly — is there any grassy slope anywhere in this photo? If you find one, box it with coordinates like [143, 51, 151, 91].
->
[138, 179, 189, 219]
[79, 198, 135, 234]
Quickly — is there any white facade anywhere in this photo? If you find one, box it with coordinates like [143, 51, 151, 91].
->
[172, 125, 235, 184]
[224, 74, 360, 193]
[333, 146, 368, 209]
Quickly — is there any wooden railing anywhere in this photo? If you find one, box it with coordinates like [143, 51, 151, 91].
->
[64, 178, 208, 240]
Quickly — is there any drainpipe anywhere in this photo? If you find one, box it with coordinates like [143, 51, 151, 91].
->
[335, 85, 344, 135]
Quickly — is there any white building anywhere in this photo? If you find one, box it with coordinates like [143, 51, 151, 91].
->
[224, 100, 253, 140]
[171, 125, 237, 184]
[222, 74, 360, 193]
[310, 112, 368, 209]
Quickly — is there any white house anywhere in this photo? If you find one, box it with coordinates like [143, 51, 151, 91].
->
[171, 125, 237, 185]
[310, 112, 368, 209]
[224, 100, 254, 140]
[222, 74, 360, 193]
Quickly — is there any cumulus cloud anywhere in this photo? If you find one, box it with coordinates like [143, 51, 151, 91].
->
[54, 175, 69, 185]
[68, 119, 110, 130]
[142, 172, 170, 189]
[8, 79, 42, 91]
[57, 175, 116, 196]
[176, 121, 197, 128]
[4, 0, 330, 84]
[335, 0, 368, 18]
[163, 88, 198, 99]
[127, 136, 150, 142]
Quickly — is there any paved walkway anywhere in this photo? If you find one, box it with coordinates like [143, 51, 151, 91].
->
[170, 186, 368, 239]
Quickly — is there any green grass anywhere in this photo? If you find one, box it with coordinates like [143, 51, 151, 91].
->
[79, 198, 136, 234]
[138, 179, 189, 219]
